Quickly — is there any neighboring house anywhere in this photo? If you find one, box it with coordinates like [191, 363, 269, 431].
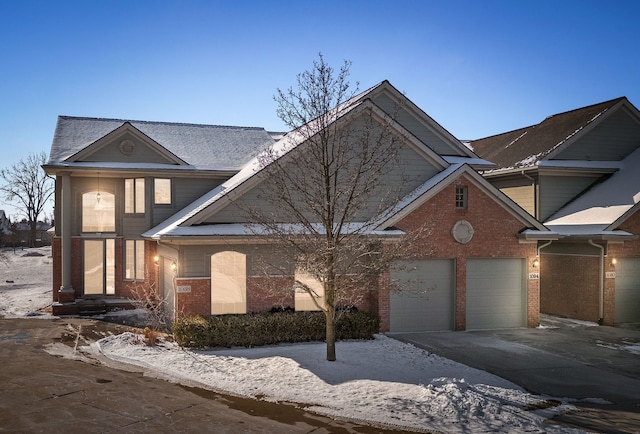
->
[44, 81, 552, 331]
[13, 221, 53, 246]
[470, 97, 640, 325]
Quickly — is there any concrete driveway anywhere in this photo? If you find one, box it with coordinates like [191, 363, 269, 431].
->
[390, 316, 640, 433]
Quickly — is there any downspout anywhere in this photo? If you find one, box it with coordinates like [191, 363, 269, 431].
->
[588, 240, 604, 324]
[521, 170, 537, 218]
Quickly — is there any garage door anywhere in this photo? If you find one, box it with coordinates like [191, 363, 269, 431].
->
[466, 258, 525, 329]
[615, 258, 640, 323]
[389, 259, 454, 332]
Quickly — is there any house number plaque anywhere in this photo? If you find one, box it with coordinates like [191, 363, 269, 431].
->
[177, 285, 192, 293]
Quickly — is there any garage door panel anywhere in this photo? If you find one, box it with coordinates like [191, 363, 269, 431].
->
[390, 259, 454, 332]
[615, 258, 640, 323]
[467, 258, 525, 329]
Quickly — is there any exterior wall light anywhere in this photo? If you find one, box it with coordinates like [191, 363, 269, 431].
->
[532, 258, 540, 268]
[610, 258, 617, 267]
[171, 261, 177, 273]
[154, 255, 159, 266]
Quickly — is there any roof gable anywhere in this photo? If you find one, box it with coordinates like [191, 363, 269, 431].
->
[355, 81, 477, 158]
[47, 116, 275, 171]
[68, 122, 187, 165]
[376, 164, 548, 232]
[143, 99, 457, 238]
[545, 144, 640, 230]
[471, 97, 635, 171]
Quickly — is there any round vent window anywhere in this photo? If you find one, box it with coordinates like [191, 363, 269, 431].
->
[452, 220, 474, 244]
[119, 139, 135, 156]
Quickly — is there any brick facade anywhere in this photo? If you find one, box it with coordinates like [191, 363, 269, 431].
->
[381, 174, 539, 331]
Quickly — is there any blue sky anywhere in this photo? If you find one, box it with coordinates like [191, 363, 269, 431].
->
[1, 0, 639, 218]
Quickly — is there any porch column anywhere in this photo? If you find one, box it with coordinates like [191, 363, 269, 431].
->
[58, 172, 74, 302]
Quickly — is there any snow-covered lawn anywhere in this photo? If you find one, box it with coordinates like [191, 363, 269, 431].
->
[2, 247, 584, 433]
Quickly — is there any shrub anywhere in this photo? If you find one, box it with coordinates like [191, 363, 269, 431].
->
[171, 310, 380, 348]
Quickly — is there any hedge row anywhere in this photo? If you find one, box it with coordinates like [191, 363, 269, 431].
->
[171, 310, 380, 348]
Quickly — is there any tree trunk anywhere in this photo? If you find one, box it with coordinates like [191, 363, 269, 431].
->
[325, 310, 336, 361]
[30, 221, 37, 248]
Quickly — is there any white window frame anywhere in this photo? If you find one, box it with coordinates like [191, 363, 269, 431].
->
[154, 178, 172, 205]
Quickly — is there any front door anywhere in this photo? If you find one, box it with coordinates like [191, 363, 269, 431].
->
[162, 257, 176, 321]
[83, 239, 115, 295]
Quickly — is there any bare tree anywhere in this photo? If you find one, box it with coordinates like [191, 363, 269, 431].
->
[242, 55, 425, 361]
[0, 152, 54, 248]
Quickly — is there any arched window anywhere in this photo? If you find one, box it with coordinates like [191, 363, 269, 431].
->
[294, 269, 325, 311]
[211, 251, 247, 314]
[82, 190, 115, 232]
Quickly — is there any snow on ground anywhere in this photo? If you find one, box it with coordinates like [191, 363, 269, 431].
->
[0, 247, 588, 433]
[0, 246, 54, 318]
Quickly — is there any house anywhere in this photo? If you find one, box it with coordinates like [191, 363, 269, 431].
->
[470, 97, 640, 325]
[44, 81, 552, 331]
[13, 220, 53, 247]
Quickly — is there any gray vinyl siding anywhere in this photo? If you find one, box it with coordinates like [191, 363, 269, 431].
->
[203, 142, 441, 224]
[373, 93, 466, 156]
[180, 244, 293, 277]
[539, 174, 601, 221]
[554, 108, 640, 161]
[78, 132, 177, 164]
[151, 177, 225, 226]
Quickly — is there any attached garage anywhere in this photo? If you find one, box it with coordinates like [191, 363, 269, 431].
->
[615, 258, 640, 323]
[466, 258, 526, 329]
[389, 259, 454, 332]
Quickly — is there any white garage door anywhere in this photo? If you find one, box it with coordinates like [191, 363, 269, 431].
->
[466, 258, 525, 329]
[615, 258, 640, 323]
[389, 259, 454, 332]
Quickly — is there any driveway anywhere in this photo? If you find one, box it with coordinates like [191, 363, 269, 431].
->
[390, 316, 640, 433]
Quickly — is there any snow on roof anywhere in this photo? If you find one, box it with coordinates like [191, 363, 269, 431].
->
[48, 116, 276, 171]
[545, 145, 640, 229]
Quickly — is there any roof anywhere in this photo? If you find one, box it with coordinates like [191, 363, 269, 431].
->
[545, 145, 640, 234]
[470, 97, 626, 170]
[375, 163, 550, 235]
[47, 116, 277, 171]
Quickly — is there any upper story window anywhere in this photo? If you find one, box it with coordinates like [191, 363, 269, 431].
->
[455, 185, 468, 209]
[125, 178, 145, 214]
[82, 191, 115, 232]
[154, 178, 172, 205]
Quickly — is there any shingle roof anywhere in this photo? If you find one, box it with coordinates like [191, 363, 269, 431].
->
[470, 97, 626, 170]
[48, 116, 277, 171]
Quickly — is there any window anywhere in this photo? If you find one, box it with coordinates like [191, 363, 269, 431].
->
[154, 178, 172, 205]
[84, 239, 115, 295]
[294, 269, 325, 311]
[82, 191, 115, 232]
[455, 185, 468, 209]
[211, 251, 247, 314]
[125, 240, 145, 280]
[125, 178, 145, 214]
